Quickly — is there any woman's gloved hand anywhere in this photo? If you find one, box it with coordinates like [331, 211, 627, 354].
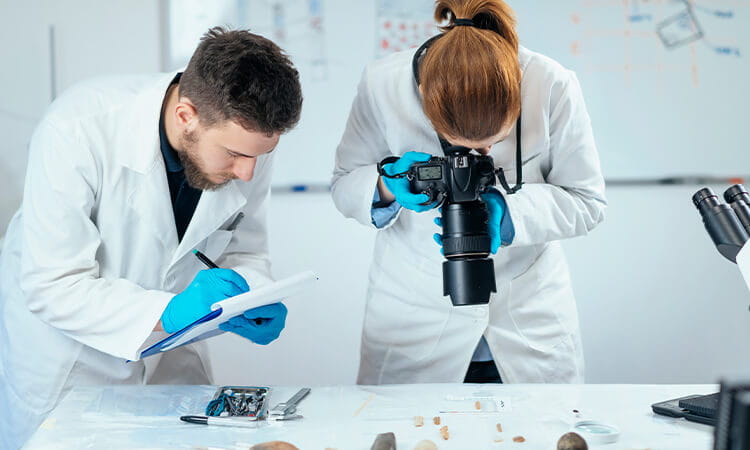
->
[433, 189, 508, 255]
[219, 303, 288, 345]
[480, 189, 507, 254]
[381, 151, 438, 212]
[161, 268, 249, 333]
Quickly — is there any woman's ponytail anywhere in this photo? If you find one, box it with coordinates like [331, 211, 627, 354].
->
[420, 0, 521, 141]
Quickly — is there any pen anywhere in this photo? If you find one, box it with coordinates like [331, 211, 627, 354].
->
[193, 248, 263, 325]
[193, 249, 219, 269]
[180, 415, 257, 428]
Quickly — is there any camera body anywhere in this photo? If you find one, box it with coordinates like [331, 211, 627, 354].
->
[408, 150, 497, 205]
[407, 146, 499, 306]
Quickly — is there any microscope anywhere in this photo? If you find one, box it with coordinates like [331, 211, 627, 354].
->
[692, 184, 750, 450]
[693, 184, 750, 291]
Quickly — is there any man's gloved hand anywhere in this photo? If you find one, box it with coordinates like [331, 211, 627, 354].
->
[381, 151, 438, 212]
[219, 303, 288, 345]
[161, 268, 249, 333]
[433, 189, 508, 255]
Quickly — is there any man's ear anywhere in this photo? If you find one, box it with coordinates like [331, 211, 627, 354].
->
[174, 97, 199, 132]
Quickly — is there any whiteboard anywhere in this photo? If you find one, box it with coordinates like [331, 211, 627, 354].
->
[511, 0, 750, 180]
[167, 0, 750, 186]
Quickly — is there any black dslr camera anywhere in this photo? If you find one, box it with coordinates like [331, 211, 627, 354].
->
[379, 142, 520, 306]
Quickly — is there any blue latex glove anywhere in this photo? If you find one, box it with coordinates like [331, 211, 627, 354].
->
[381, 151, 439, 212]
[219, 303, 288, 345]
[433, 189, 507, 255]
[161, 268, 249, 333]
[481, 189, 507, 253]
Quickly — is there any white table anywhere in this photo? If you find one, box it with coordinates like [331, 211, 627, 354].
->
[25, 384, 716, 449]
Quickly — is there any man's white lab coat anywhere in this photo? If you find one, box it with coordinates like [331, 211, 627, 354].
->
[0, 72, 273, 448]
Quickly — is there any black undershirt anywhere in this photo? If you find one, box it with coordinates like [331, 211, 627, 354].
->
[158, 72, 201, 242]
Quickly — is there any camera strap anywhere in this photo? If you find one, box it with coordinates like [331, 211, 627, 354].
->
[495, 114, 523, 195]
[376, 156, 409, 179]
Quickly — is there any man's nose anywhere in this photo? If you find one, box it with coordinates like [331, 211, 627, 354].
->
[234, 158, 257, 182]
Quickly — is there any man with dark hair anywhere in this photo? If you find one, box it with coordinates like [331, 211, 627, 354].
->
[0, 27, 303, 449]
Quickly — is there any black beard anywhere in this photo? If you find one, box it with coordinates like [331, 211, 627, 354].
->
[177, 129, 229, 191]
[176, 149, 228, 191]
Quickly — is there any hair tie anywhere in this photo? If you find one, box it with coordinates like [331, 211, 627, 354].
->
[453, 18, 475, 27]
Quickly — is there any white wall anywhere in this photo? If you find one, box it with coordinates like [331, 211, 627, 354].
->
[565, 185, 750, 383]
[2, 2, 749, 388]
[0, 0, 162, 235]
[207, 192, 374, 386]
[162, 0, 750, 186]
[209, 188, 750, 386]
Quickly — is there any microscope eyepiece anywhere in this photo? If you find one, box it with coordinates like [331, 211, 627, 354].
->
[724, 184, 750, 205]
[693, 187, 720, 210]
[724, 184, 750, 234]
[693, 186, 750, 263]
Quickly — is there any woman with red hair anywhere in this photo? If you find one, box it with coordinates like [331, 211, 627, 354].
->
[332, 0, 606, 385]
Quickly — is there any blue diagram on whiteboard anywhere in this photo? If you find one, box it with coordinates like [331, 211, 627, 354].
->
[628, 0, 741, 56]
[655, 2, 704, 49]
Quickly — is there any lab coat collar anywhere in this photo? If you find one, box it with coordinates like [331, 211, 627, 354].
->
[127, 156, 247, 270]
[122, 72, 183, 258]
[121, 71, 247, 268]
[172, 181, 246, 266]
[119, 71, 178, 174]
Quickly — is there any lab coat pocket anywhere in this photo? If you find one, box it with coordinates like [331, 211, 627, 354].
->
[203, 230, 233, 262]
[506, 243, 577, 354]
[365, 240, 448, 362]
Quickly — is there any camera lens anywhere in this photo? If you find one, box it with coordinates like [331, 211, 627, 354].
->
[409, 147, 500, 306]
[440, 201, 496, 305]
[443, 258, 496, 306]
[441, 202, 491, 258]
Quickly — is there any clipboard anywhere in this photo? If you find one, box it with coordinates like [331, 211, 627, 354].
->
[137, 270, 317, 360]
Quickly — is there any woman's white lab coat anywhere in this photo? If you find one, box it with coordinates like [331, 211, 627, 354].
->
[0, 72, 273, 448]
[332, 47, 607, 385]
